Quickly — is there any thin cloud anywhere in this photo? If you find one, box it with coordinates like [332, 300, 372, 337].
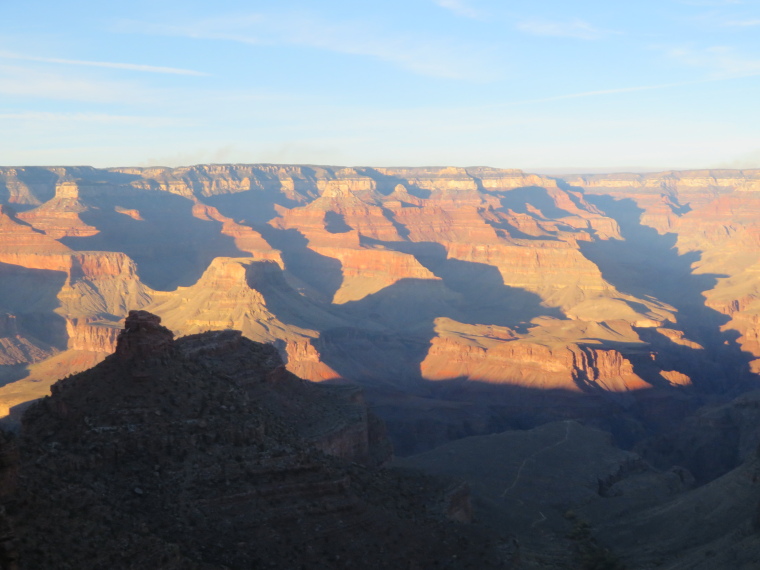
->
[517, 18, 616, 40]
[287, 22, 487, 80]
[432, 0, 481, 19]
[517, 83, 692, 104]
[0, 50, 208, 76]
[669, 45, 760, 78]
[0, 64, 157, 104]
[678, 0, 743, 5]
[0, 112, 191, 127]
[724, 18, 760, 26]
[125, 13, 266, 44]
[118, 12, 494, 81]
[479, 76, 738, 108]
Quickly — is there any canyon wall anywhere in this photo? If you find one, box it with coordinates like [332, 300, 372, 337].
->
[564, 169, 760, 378]
[1, 165, 759, 421]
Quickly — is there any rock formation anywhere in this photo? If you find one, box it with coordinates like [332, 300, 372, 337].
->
[1, 163, 759, 567]
[565, 169, 760, 381]
[1, 163, 760, 454]
[397, 407, 760, 569]
[2, 312, 504, 569]
[16, 180, 98, 239]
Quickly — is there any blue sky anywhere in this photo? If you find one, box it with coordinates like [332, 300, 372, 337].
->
[2, 0, 760, 171]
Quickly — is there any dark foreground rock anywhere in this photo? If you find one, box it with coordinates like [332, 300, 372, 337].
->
[0, 311, 505, 569]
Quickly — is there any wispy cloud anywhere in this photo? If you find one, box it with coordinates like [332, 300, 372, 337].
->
[127, 14, 266, 44]
[0, 112, 191, 127]
[432, 0, 481, 19]
[118, 12, 494, 81]
[678, 0, 743, 6]
[724, 18, 760, 26]
[289, 23, 487, 79]
[516, 82, 693, 104]
[516, 18, 616, 40]
[0, 50, 207, 76]
[0, 64, 157, 103]
[480, 75, 740, 108]
[669, 45, 760, 78]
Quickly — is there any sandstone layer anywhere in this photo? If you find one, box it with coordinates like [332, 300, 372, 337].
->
[564, 169, 760, 380]
[1, 164, 759, 433]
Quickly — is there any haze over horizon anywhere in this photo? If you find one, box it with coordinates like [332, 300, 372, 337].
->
[3, 0, 760, 170]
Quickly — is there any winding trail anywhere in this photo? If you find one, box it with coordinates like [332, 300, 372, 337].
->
[500, 420, 572, 498]
[531, 511, 547, 528]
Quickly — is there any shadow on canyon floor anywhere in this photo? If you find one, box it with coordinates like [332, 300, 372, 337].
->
[364, 379, 709, 456]
[0, 364, 32, 389]
[241, 229, 566, 390]
[0, 263, 69, 390]
[242, 196, 759, 462]
[4, 168, 144, 210]
[62, 189, 244, 291]
[206, 186, 305, 225]
[10, 167, 59, 206]
[257, 225, 344, 303]
[498, 185, 575, 219]
[363, 239, 565, 327]
[249, 226, 722, 401]
[577, 193, 757, 392]
[356, 168, 432, 198]
[77, 168, 144, 186]
[323, 210, 353, 234]
[0, 262, 68, 350]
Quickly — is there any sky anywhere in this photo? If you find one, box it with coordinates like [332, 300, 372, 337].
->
[2, 0, 760, 171]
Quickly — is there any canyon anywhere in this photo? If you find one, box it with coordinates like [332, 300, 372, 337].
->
[2, 312, 759, 568]
[1, 165, 759, 444]
[3, 164, 760, 567]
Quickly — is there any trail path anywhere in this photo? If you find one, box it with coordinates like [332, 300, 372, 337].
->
[531, 511, 547, 528]
[500, 420, 572, 497]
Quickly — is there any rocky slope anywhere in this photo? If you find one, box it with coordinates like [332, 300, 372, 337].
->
[396, 420, 691, 567]
[1, 311, 506, 569]
[565, 169, 760, 380]
[1, 164, 760, 450]
[397, 393, 760, 569]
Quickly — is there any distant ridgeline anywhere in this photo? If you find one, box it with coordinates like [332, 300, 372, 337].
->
[1, 164, 760, 445]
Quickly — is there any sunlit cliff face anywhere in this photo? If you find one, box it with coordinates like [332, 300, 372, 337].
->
[1, 164, 760, 417]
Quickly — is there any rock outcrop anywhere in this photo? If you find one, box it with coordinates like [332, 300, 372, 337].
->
[65, 318, 120, 353]
[2, 163, 760, 448]
[564, 169, 760, 379]
[4, 313, 503, 569]
[422, 332, 648, 391]
[144, 258, 340, 381]
[114, 309, 173, 363]
[0, 431, 18, 570]
[3, 164, 760, 567]
[16, 180, 98, 239]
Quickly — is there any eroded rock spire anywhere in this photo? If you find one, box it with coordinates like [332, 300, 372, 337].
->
[115, 310, 173, 363]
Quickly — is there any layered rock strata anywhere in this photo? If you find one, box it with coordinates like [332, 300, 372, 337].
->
[2, 164, 760, 423]
[564, 169, 760, 379]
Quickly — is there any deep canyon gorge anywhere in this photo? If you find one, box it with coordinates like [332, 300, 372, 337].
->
[2, 164, 760, 567]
